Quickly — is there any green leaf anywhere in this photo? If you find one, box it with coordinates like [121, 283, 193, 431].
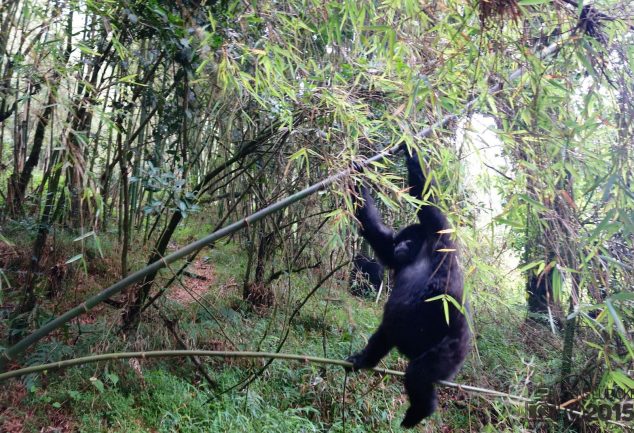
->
[106, 372, 119, 386]
[551, 266, 562, 303]
[425, 294, 454, 324]
[73, 231, 95, 242]
[518, 0, 550, 4]
[76, 43, 100, 57]
[65, 254, 83, 264]
[610, 371, 634, 392]
[576, 50, 597, 78]
[610, 292, 634, 302]
[517, 194, 548, 211]
[118, 74, 142, 85]
[89, 377, 104, 393]
[518, 260, 544, 273]
[605, 299, 626, 335]
[93, 236, 104, 259]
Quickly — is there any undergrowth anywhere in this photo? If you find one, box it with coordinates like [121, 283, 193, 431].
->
[0, 222, 615, 433]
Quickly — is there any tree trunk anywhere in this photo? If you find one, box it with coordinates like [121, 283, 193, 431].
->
[7, 90, 55, 214]
[243, 231, 275, 307]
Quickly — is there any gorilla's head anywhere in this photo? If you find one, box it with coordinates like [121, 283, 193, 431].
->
[393, 225, 424, 265]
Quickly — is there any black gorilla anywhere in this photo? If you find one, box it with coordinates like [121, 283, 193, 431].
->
[347, 150, 471, 428]
[349, 254, 384, 297]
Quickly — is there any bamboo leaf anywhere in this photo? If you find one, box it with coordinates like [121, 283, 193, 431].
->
[73, 231, 95, 242]
[605, 299, 627, 335]
[65, 254, 83, 265]
[518, 0, 550, 5]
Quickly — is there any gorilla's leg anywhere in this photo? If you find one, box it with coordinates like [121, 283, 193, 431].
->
[402, 364, 437, 428]
[401, 339, 464, 428]
[347, 325, 392, 370]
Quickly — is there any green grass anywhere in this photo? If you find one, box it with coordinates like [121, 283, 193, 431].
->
[7, 292, 558, 432]
[1, 220, 612, 433]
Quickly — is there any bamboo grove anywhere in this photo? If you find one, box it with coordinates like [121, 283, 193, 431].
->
[0, 0, 633, 430]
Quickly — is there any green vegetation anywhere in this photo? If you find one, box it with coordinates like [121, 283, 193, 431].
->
[1, 0, 633, 431]
[0, 229, 566, 432]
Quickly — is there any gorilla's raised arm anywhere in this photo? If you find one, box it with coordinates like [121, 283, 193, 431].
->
[355, 185, 396, 268]
[406, 151, 449, 233]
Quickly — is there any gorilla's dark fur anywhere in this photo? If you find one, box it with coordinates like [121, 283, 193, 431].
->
[346, 150, 471, 428]
[349, 254, 384, 297]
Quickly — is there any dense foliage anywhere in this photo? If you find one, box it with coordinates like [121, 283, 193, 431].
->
[0, 0, 632, 431]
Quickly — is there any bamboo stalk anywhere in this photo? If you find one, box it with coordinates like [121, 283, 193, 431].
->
[4, 349, 628, 428]
[0, 349, 527, 403]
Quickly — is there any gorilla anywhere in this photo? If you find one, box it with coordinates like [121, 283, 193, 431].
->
[349, 254, 384, 297]
[346, 150, 471, 428]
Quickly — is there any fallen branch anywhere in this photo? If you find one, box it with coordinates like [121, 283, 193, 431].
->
[0, 349, 523, 403]
[3, 349, 628, 427]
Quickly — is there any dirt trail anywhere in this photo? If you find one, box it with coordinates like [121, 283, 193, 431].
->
[167, 258, 215, 304]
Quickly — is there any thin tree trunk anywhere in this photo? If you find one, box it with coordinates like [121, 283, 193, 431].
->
[243, 228, 275, 307]
[117, 115, 130, 278]
[7, 90, 55, 213]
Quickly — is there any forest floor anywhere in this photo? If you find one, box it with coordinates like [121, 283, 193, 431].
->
[165, 258, 216, 305]
[0, 218, 599, 433]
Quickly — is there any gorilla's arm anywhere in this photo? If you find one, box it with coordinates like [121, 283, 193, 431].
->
[406, 151, 449, 233]
[355, 185, 396, 267]
[347, 325, 393, 370]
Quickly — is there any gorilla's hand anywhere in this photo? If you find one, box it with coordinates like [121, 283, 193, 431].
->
[349, 159, 367, 200]
[345, 351, 373, 372]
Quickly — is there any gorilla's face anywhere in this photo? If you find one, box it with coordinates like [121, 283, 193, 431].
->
[393, 226, 423, 265]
